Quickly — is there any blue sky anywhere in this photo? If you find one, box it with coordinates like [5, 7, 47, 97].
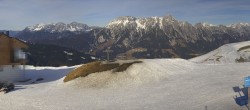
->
[0, 0, 249, 30]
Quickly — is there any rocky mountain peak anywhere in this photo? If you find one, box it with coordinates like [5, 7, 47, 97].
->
[107, 16, 137, 28]
[163, 15, 176, 21]
[107, 16, 165, 29]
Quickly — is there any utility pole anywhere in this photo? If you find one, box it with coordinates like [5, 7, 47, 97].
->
[103, 48, 113, 62]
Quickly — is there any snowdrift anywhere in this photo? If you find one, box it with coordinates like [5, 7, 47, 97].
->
[65, 59, 194, 88]
[190, 41, 250, 64]
[63, 61, 142, 82]
[1, 58, 250, 110]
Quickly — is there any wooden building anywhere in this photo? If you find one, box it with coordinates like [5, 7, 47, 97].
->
[0, 32, 28, 82]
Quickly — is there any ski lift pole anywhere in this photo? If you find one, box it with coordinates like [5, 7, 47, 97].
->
[103, 49, 113, 62]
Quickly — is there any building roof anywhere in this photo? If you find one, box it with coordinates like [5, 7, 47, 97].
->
[0, 33, 28, 49]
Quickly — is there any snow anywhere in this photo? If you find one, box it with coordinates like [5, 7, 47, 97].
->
[159, 17, 163, 29]
[202, 22, 216, 27]
[98, 35, 106, 43]
[107, 19, 130, 28]
[152, 16, 158, 26]
[122, 38, 130, 47]
[63, 51, 73, 56]
[2, 39, 250, 109]
[123, 19, 129, 26]
[135, 20, 146, 30]
[152, 17, 163, 28]
[166, 15, 175, 23]
[108, 16, 165, 30]
[228, 23, 250, 28]
[190, 41, 250, 64]
[27, 22, 90, 32]
[68, 25, 76, 31]
[85, 29, 92, 32]
[0, 57, 249, 109]
[28, 23, 46, 31]
[107, 20, 123, 28]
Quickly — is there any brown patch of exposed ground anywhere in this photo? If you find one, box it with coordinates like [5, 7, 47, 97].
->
[63, 61, 142, 82]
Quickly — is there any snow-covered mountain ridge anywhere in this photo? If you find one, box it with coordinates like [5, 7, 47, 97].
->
[25, 16, 250, 33]
[107, 15, 250, 29]
[17, 15, 250, 59]
[26, 22, 91, 33]
[228, 23, 250, 28]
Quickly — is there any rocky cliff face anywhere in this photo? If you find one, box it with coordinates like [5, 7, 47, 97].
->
[90, 15, 250, 59]
[17, 16, 250, 59]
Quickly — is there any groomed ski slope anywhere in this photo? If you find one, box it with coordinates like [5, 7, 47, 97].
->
[190, 41, 250, 64]
[0, 59, 249, 110]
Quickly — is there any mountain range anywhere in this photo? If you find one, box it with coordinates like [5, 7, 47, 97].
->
[16, 15, 250, 59]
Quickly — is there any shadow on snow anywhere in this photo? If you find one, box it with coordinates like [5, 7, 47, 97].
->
[232, 86, 249, 110]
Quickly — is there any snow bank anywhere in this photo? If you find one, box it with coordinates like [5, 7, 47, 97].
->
[25, 65, 80, 70]
[20, 65, 79, 85]
[66, 59, 195, 88]
[0, 58, 249, 110]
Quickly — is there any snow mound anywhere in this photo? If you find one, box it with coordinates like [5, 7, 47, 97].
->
[65, 59, 194, 88]
[190, 41, 250, 64]
[1, 59, 250, 110]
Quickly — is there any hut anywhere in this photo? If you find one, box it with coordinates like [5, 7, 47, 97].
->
[0, 32, 28, 82]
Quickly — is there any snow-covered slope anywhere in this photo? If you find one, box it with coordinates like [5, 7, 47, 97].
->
[0, 59, 249, 110]
[66, 59, 194, 87]
[190, 41, 250, 64]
